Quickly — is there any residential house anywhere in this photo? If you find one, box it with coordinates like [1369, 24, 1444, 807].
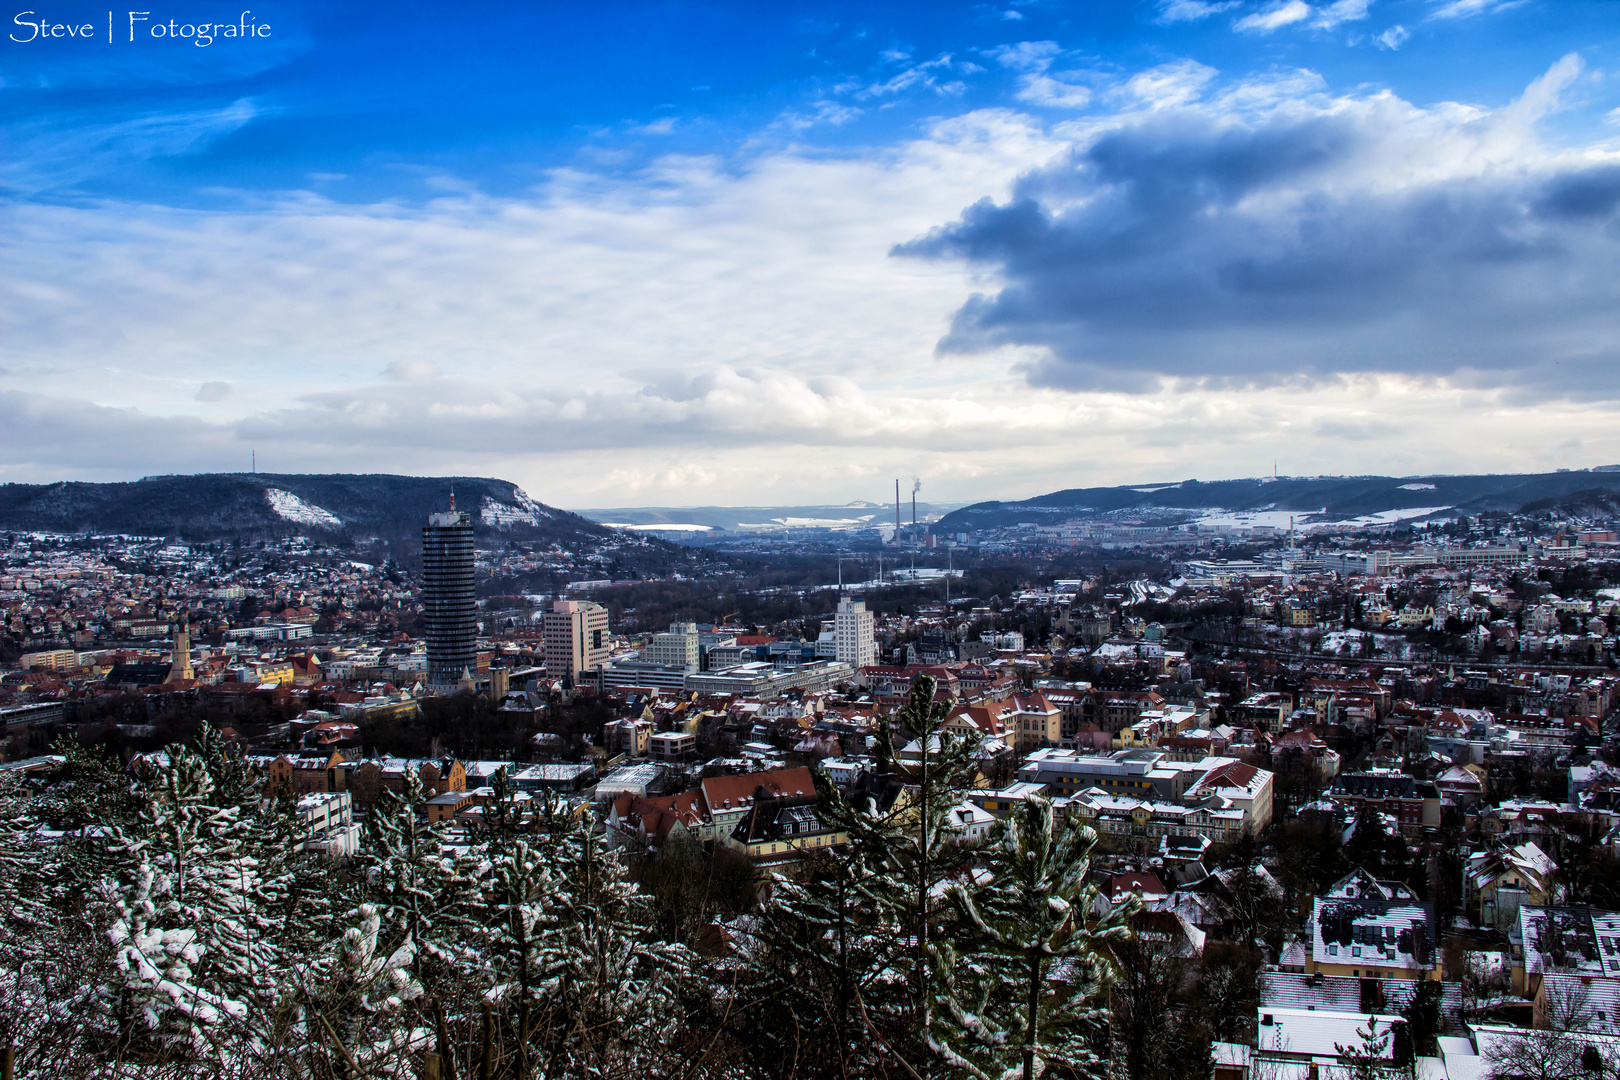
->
[1307, 869, 1440, 981]
[1468, 842, 1557, 929]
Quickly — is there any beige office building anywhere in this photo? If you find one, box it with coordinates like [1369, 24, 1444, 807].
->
[543, 600, 610, 682]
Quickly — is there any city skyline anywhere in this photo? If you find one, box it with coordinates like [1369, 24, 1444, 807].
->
[5, 1, 1620, 508]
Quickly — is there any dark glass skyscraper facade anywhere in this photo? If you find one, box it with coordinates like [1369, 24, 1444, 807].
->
[422, 505, 476, 690]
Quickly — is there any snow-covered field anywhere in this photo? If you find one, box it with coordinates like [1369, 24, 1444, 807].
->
[736, 515, 881, 530]
[1332, 505, 1454, 527]
[265, 488, 341, 528]
[1190, 504, 1453, 532]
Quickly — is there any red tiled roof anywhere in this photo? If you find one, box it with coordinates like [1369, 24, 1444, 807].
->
[1197, 761, 1260, 790]
[1106, 871, 1167, 900]
[701, 767, 816, 812]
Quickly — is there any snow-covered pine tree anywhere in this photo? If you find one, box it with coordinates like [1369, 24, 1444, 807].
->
[755, 840, 909, 1077]
[358, 770, 472, 975]
[193, 722, 261, 812]
[471, 837, 558, 1076]
[332, 902, 423, 1013]
[0, 769, 47, 944]
[526, 816, 691, 1074]
[749, 675, 985, 1074]
[95, 744, 277, 1055]
[36, 737, 141, 903]
[101, 857, 250, 1055]
[256, 783, 342, 960]
[866, 674, 985, 1026]
[306, 901, 426, 1075]
[934, 795, 1136, 1080]
[464, 763, 535, 864]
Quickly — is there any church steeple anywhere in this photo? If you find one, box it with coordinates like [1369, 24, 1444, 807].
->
[167, 616, 194, 683]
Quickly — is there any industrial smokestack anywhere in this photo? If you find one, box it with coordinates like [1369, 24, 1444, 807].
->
[896, 479, 901, 543]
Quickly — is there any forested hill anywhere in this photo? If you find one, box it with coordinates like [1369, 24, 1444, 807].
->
[0, 472, 607, 546]
[934, 470, 1620, 531]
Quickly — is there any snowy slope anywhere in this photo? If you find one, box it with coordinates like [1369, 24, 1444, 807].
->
[265, 488, 342, 528]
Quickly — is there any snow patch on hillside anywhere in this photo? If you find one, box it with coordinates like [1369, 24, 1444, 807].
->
[1336, 505, 1453, 527]
[265, 488, 342, 528]
[1398, 483, 1437, 491]
[481, 502, 531, 526]
[481, 488, 554, 527]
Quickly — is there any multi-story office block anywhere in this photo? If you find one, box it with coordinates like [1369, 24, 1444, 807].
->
[645, 622, 700, 671]
[543, 599, 610, 683]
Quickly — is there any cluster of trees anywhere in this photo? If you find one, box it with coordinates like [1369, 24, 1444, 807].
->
[0, 679, 1142, 1080]
[353, 694, 615, 763]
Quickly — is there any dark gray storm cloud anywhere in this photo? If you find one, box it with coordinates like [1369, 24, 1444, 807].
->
[895, 63, 1620, 395]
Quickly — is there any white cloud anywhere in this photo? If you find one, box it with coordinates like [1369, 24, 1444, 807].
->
[988, 41, 1092, 109]
[1016, 75, 1093, 108]
[989, 41, 1062, 72]
[0, 111, 1073, 502]
[1311, 0, 1372, 28]
[1375, 24, 1409, 49]
[851, 53, 968, 99]
[1157, 0, 1242, 22]
[9, 376, 1620, 507]
[1429, 0, 1524, 18]
[2, 99, 258, 194]
[772, 101, 862, 131]
[1235, 1, 1313, 33]
[6, 55, 1620, 507]
[1125, 60, 1218, 109]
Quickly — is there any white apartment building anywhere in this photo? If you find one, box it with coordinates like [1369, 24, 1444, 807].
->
[834, 598, 877, 668]
[297, 791, 359, 858]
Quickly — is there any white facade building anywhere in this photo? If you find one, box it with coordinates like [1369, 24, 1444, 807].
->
[645, 621, 700, 671]
[834, 598, 877, 668]
[297, 791, 359, 858]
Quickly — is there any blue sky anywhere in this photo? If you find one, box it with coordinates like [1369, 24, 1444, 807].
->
[5, 0, 1620, 506]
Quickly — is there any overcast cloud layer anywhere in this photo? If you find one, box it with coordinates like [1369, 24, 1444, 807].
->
[5, 4, 1620, 506]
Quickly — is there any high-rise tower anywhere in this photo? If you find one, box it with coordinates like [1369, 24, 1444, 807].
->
[834, 597, 876, 668]
[422, 493, 477, 692]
